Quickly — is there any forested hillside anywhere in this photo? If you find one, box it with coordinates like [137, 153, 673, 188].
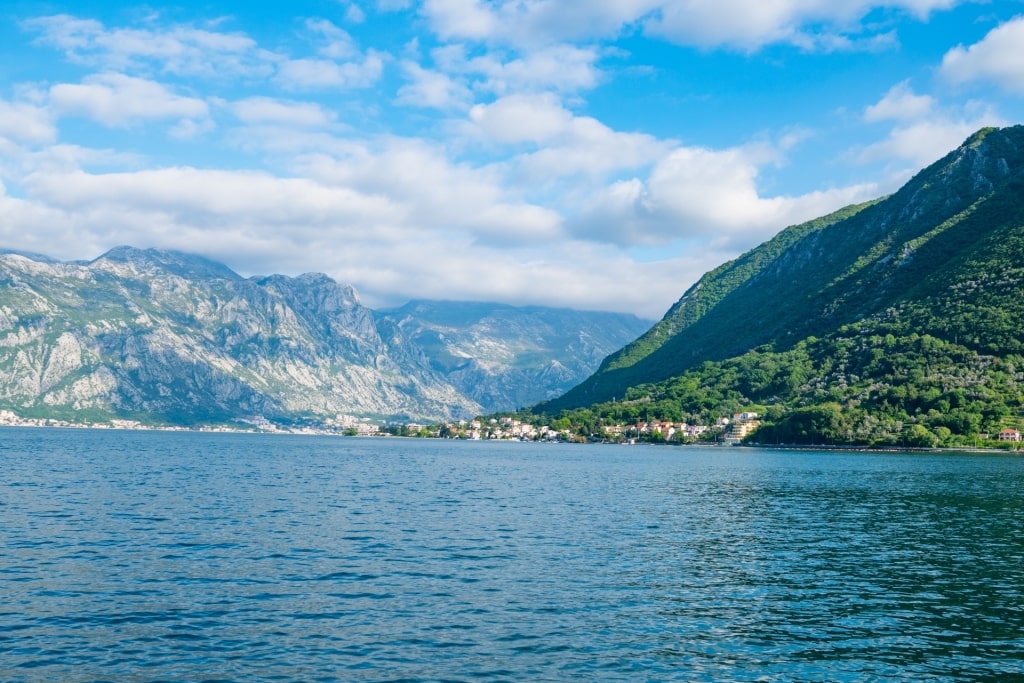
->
[533, 126, 1024, 447]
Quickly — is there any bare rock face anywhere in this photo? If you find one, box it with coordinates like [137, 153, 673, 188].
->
[0, 249, 650, 424]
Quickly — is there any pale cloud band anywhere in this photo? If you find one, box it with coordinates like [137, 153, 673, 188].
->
[0, 1, 1018, 320]
[941, 16, 1024, 94]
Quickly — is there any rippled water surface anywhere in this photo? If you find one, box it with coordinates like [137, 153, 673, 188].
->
[2, 429, 1023, 681]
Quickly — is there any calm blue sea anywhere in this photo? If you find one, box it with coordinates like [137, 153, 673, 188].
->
[1, 428, 1022, 681]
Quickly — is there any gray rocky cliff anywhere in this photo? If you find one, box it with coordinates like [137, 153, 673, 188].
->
[0, 249, 650, 424]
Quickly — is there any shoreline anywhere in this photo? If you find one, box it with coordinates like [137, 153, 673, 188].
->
[2, 421, 1020, 454]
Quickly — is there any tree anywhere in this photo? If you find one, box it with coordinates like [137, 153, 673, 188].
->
[906, 424, 938, 448]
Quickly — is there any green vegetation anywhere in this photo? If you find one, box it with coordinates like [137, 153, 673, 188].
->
[531, 126, 1024, 448]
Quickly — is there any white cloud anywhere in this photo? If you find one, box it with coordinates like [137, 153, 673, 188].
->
[292, 137, 565, 244]
[571, 144, 879, 248]
[0, 152, 602, 310]
[864, 81, 935, 122]
[941, 16, 1024, 94]
[395, 43, 601, 112]
[0, 169, 675, 318]
[469, 93, 574, 144]
[232, 97, 336, 127]
[645, 0, 960, 50]
[0, 100, 57, 144]
[423, 0, 656, 46]
[275, 54, 384, 89]
[49, 73, 210, 129]
[647, 0, 833, 49]
[467, 94, 672, 186]
[477, 45, 603, 94]
[305, 18, 359, 59]
[396, 61, 473, 109]
[422, 0, 499, 42]
[420, 0, 960, 50]
[857, 112, 1006, 168]
[21, 167, 400, 229]
[23, 14, 273, 79]
[435, 43, 602, 95]
[23, 13, 384, 91]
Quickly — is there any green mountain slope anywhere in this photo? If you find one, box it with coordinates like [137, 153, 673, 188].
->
[528, 126, 1024, 446]
[547, 126, 1024, 415]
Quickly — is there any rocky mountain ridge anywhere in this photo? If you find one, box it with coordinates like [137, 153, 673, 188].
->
[0, 248, 649, 424]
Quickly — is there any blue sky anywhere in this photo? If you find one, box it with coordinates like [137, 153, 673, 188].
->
[1, 0, 1022, 318]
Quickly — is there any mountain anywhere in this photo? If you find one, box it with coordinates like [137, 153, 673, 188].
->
[375, 301, 648, 411]
[537, 126, 1024, 446]
[0, 248, 649, 425]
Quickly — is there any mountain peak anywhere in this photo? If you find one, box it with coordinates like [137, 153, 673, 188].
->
[93, 246, 243, 281]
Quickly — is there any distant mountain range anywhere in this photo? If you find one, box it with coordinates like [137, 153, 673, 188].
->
[538, 126, 1024, 447]
[0, 247, 649, 425]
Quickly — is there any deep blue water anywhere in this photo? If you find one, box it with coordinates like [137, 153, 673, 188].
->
[1, 428, 1023, 682]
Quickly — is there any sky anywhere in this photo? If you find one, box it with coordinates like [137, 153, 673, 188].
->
[0, 1, 1022, 319]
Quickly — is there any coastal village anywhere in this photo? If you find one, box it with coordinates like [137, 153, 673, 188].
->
[0, 407, 763, 444]
[4, 406, 1023, 448]
[428, 413, 763, 444]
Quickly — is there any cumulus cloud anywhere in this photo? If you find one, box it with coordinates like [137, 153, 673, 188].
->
[422, 0, 499, 42]
[396, 61, 473, 109]
[21, 167, 401, 231]
[941, 16, 1024, 94]
[49, 73, 210, 129]
[864, 81, 936, 122]
[855, 77, 1006, 170]
[466, 94, 672, 186]
[8, 133, 566, 257]
[292, 137, 565, 244]
[469, 93, 574, 144]
[422, 0, 655, 46]
[571, 144, 879, 248]
[857, 112, 1006, 168]
[0, 100, 57, 144]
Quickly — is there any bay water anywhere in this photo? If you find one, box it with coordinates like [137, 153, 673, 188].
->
[1, 428, 1022, 681]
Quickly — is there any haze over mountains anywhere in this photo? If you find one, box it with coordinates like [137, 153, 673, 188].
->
[0, 247, 649, 425]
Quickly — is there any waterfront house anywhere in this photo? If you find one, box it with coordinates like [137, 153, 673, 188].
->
[998, 428, 1021, 442]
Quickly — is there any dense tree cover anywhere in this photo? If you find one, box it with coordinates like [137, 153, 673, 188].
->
[523, 317, 1024, 447]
